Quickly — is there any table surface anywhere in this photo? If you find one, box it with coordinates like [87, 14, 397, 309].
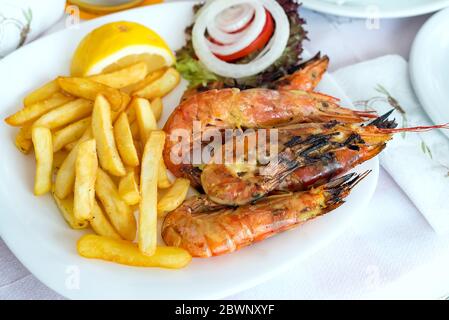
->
[1, 3, 449, 300]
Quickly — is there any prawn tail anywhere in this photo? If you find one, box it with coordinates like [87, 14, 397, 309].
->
[368, 109, 398, 128]
[369, 109, 449, 132]
[261, 133, 337, 184]
[288, 52, 328, 75]
[323, 170, 372, 209]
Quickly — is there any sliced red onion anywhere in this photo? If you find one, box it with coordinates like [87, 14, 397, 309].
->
[215, 3, 254, 33]
[192, 0, 290, 79]
[206, 2, 265, 55]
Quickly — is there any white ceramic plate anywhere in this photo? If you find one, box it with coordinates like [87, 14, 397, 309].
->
[0, 1, 378, 299]
[410, 7, 449, 139]
[302, 0, 449, 18]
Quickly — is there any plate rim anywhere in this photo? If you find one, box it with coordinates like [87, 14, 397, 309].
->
[409, 7, 449, 138]
[302, 0, 449, 18]
[0, 0, 380, 299]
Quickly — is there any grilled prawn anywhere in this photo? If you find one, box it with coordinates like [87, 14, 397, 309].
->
[162, 171, 370, 258]
[181, 54, 330, 101]
[201, 111, 449, 205]
[275, 54, 330, 91]
[163, 88, 376, 188]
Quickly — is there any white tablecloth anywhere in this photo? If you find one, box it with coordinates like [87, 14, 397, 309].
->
[2, 2, 449, 300]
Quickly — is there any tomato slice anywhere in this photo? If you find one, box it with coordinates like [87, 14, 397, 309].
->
[214, 10, 275, 62]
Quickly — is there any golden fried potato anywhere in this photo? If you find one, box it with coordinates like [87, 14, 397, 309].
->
[118, 170, 140, 206]
[57, 76, 130, 112]
[123, 68, 165, 94]
[74, 139, 98, 221]
[157, 178, 190, 217]
[113, 112, 139, 167]
[77, 234, 191, 269]
[90, 200, 121, 240]
[53, 117, 91, 152]
[33, 99, 93, 130]
[52, 190, 88, 229]
[132, 97, 157, 143]
[95, 168, 136, 241]
[14, 125, 33, 154]
[92, 95, 126, 176]
[139, 130, 165, 256]
[53, 150, 69, 171]
[129, 120, 140, 141]
[90, 62, 148, 89]
[133, 68, 180, 99]
[5, 93, 73, 126]
[150, 97, 163, 121]
[158, 160, 171, 189]
[54, 128, 92, 199]
[23, 79, 60, 107]
[32, 127, 53, 195]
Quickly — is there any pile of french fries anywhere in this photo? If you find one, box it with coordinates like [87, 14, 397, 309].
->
[4, 62, 192, 269]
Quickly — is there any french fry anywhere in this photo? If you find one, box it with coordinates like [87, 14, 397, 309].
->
[53, 117, 91, 152]
[130, 120, 140, 141]
[77, 234, 191, 269]
[74, 139, 98, 221]
[126, 102, 136, 123]
[54, 128, 92, 199]
[24, 79, 60, 107]
[64, 140, 77, 151]
[32, 127, 53, 195]
[158, 160, 171, 189]
[90, 62, 148, 89]
[95, 168, 136, 241]
[157, 178, 190, 217]
[52, 190, 88, 229]
[92, 95, 126, 176]
[90, 200, 122, 240]
[15, 125, 33, 154]
[33, 99, 93, 130]
[53, 150, 68, 170]
[150, 97, 163, 121]
[113, 112, 139, 167]
[57, 77, 130, 112]
[134, 141, 143, 162]
[132, 97, 169, 189]
[133, 97, 157, 143]
[139, 130, 165, 256]
[133, 67, 180, 99]
[5, 92, 73, 126]
[123, 68, 165, 94]
[118, 170, 140, 206]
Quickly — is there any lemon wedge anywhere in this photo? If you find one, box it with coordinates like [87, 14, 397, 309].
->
[71, 21, 175, 76]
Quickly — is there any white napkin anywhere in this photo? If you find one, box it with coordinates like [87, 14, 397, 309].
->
[332, 54, 449, 234]
[0, 0, 65, 58]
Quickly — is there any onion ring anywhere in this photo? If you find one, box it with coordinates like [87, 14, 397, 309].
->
[192, 0, 290, 79]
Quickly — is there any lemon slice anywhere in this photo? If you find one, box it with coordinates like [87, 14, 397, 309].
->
[71, 21, 175, 76]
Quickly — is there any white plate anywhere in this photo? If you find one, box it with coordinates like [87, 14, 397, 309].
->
[410, 7, 449, 139]
[302, 0, 449, 18]
[0, 1, 378, 299]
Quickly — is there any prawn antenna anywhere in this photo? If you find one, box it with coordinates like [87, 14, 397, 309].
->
[381, 123, 449, 133]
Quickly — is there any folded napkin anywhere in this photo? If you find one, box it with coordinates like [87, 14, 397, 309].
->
[332, 54, 449, 234]
[0, 0, 65, 58]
